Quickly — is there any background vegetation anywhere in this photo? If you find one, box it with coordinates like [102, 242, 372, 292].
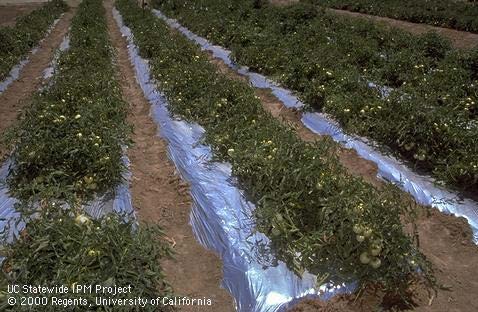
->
[0, 0, 67, 81]
[156, 0, 478, 194]
[304, 0, 478, 33]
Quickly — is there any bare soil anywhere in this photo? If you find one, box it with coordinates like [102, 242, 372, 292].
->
[104, 1, 235, 311]
[0, 8, 75, 160]
[207, 43, 478, 312]
[289, 297, 355, 312]
[0, 3, 42, 27]
[269, 0, 478, 50]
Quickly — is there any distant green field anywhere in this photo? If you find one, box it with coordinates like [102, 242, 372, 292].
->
[0, 0, 67, 81]
[304, 0, 478, 33]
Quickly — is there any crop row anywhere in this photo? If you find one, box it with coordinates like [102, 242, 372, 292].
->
[304, 0, 478, 33]
[0, 0, 67, 81]
[4, 0, 131, 203]
[117, 0, 434, 300]
[1, 1, 172, 310]
[156, 0, 478, 194]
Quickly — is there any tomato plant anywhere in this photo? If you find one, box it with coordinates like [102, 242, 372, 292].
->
[1, 206, 174, 312]
[4, 0, 130, 203]
[1, 2, 173, 310]
[118, 0, 436, 301]
[156, 0, 478, 194]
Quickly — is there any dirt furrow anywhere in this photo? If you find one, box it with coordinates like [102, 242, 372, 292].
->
[269, 0, 478, 50]
[0, 7, 76, 160]
[329, 9, 478, 50]
[103, 1, 235, 311]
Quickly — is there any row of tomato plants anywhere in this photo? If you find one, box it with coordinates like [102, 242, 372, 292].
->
[0, 0, 67, 81]
[304, 0, 478, 33]
[118, 0, 435, 302]
[1, 1, 173, 310]
[156, 0, 478, 195]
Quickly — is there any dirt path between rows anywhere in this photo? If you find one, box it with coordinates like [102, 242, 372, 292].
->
[104, 1, 235, 311]
[329, 9, 478, 50]
[0, 7, 76, 161]
[269, 0, 478, 50]
[0, 3, 42, 27]
[206, 45, 478, 312]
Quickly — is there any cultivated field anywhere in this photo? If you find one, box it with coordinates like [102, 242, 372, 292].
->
[1, 1, 477, 311]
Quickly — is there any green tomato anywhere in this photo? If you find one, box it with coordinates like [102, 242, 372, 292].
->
[370, 258, 381, 269]
[271, 227, 281, 236]
[409, 259, 419, 268]
[352, 224, 362, 234]
[404, 142, 415, 151]
[356, 235, 365, 242]
[363, 228, 373, 238]
[354, 205, 364, 214]
[359, 252, 370, 264]
[370, 246, 381, 256]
